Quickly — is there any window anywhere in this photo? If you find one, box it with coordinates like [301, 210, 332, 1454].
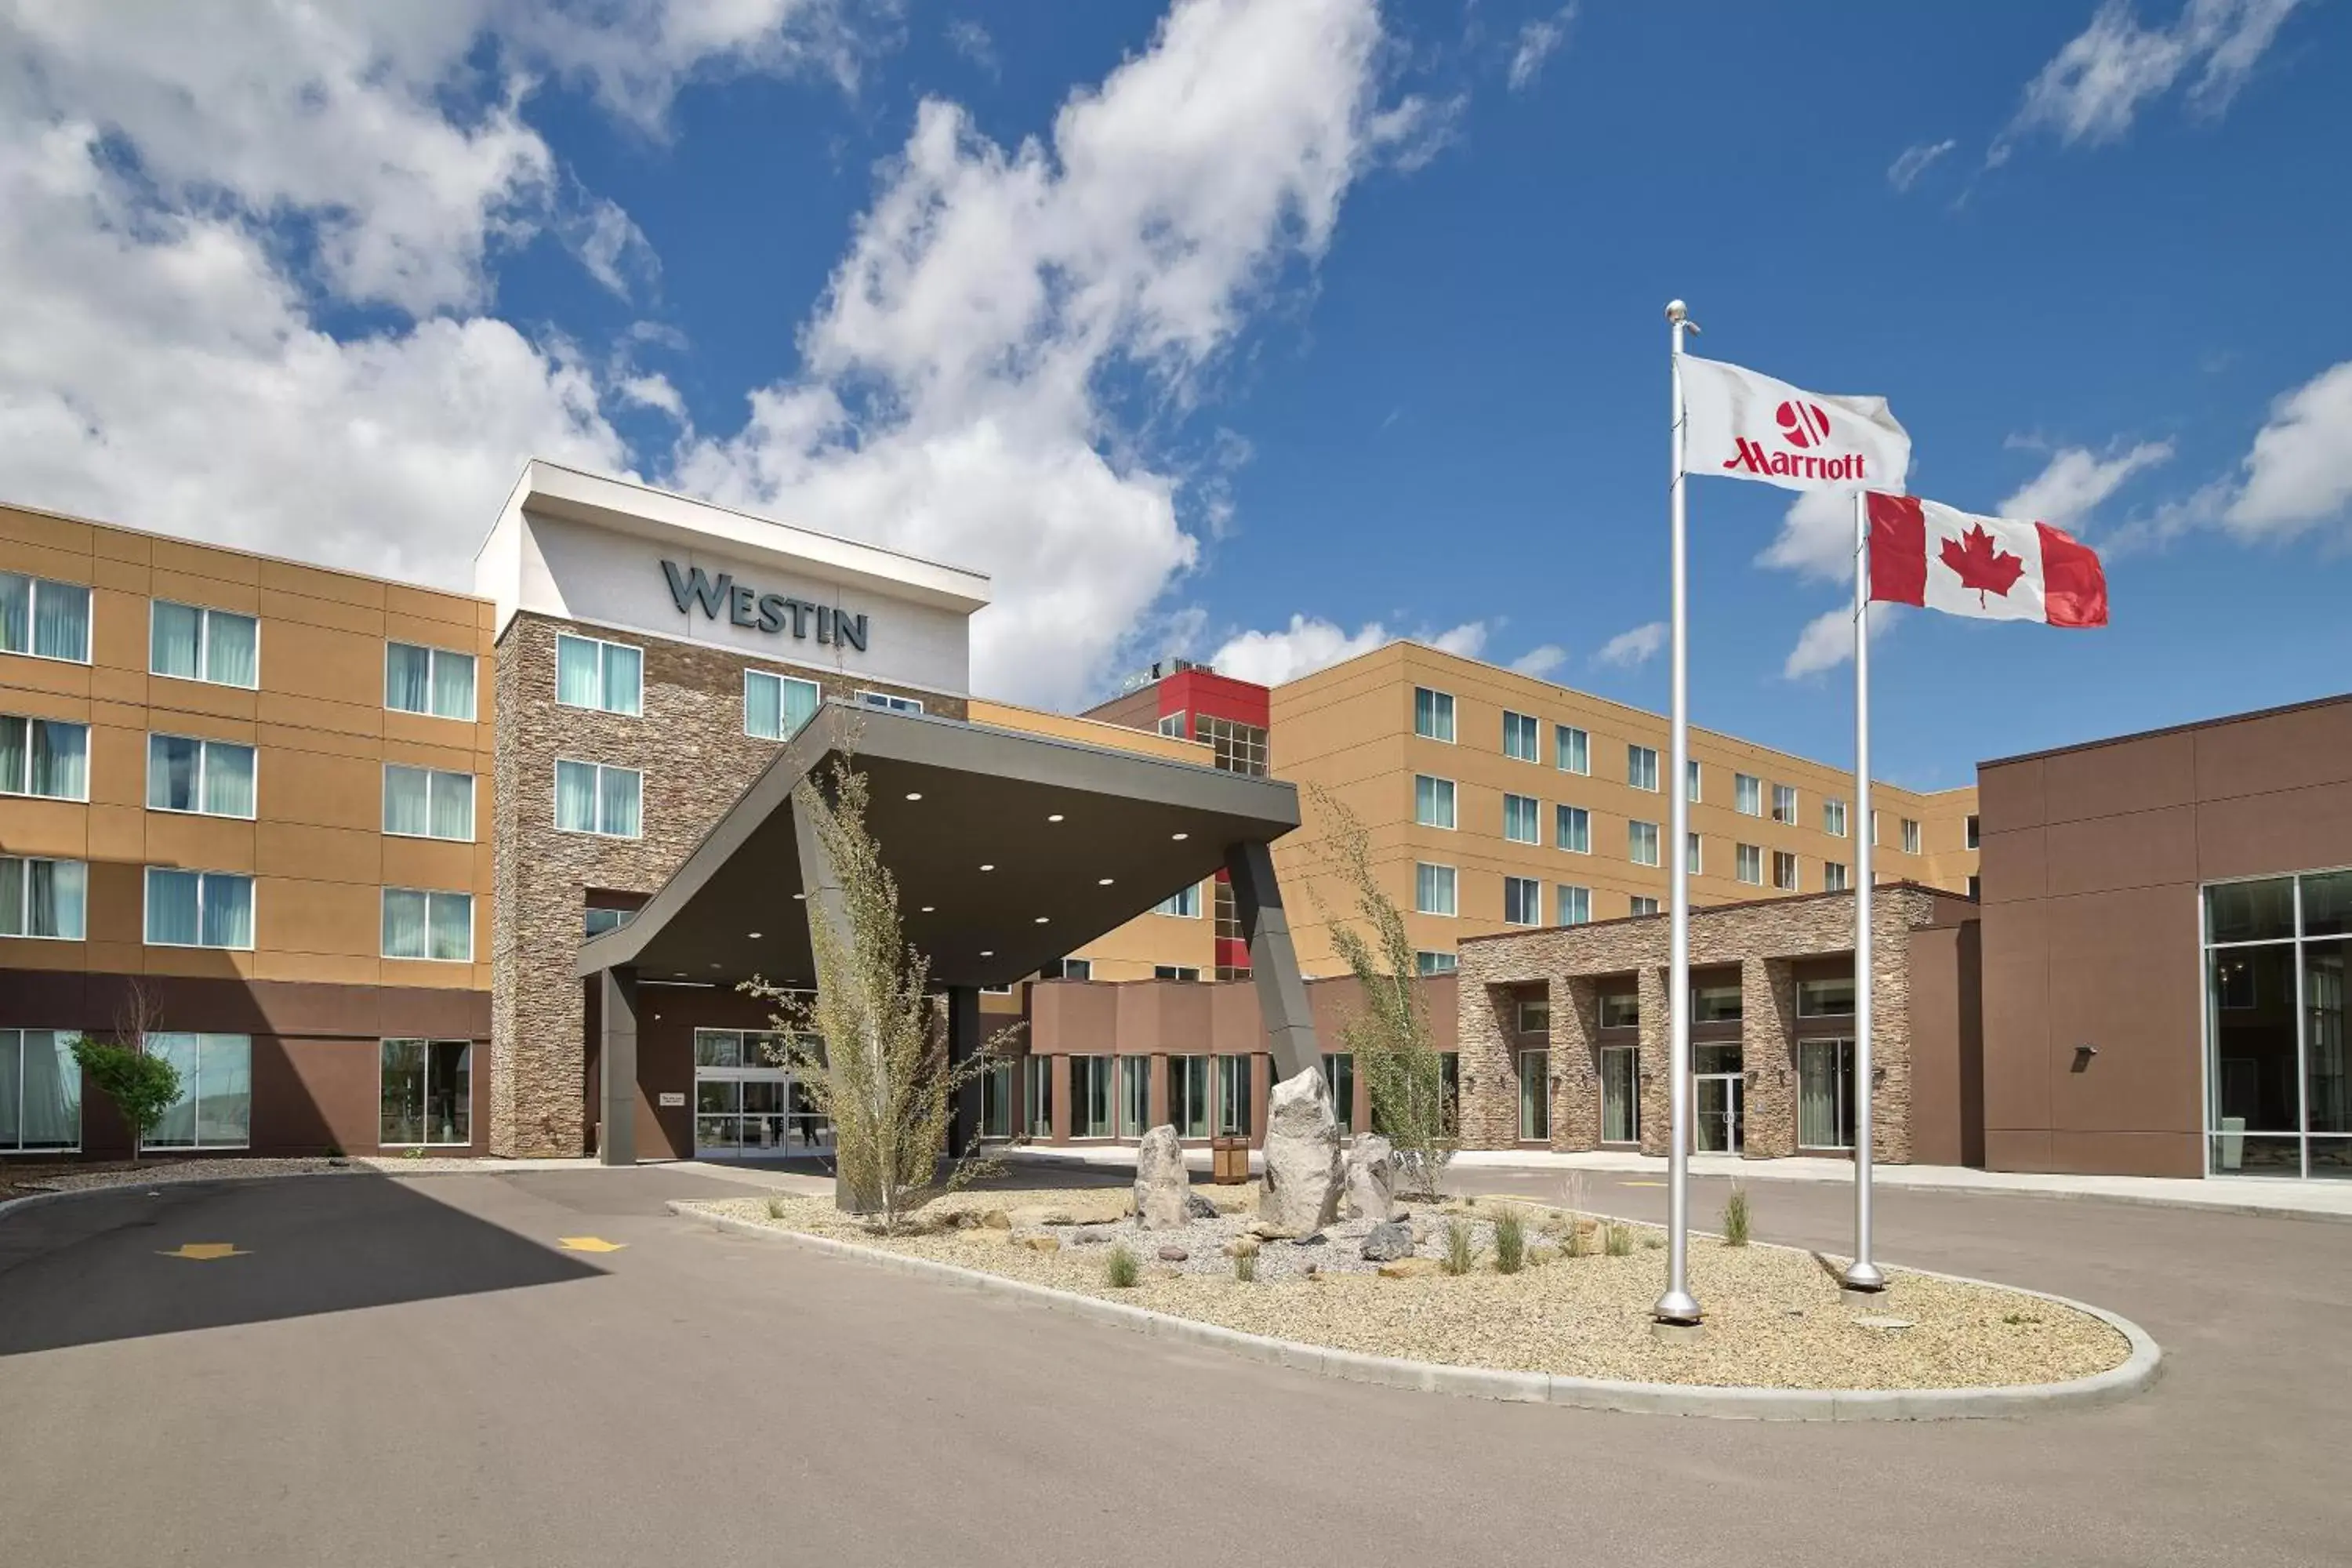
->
[1154, 964, 1201, 982]
[1519, 1049, 1551, 1141]
[147, 734, 256, 818]
[979, 984, 1014, 998]
[1686, 760, 1702, 802]
[1414, 774, 1457, 829]
[1798, 977, 1857, 1016]
[1735, 843, 1763, 885]
[1555, 804, 1590, 853]
[1555, 724, 1588, 774]
[1153, 882, 1201, 918]
[0, 856, 87, 939]
[1047, 957, 1094, 981]
[1772, 783, 1798, 824]
[1440, 1051, 1461, 1126]
[2204, 870, 2352, 1178]
[1824, 862, 1851, 891]
[1824, 799, 1849, 837]
[1630, 895, 1660, 916]
[1069, 1055, 1114, 1138]
[1024, 1054, 1054, 1138]
[982, 1062, 1014, 1138]
[1800, 1039, 1857, 1150]
[745, 669, 822, 740]
[1556, 884, 1591, 926]
[1414, 862, 1457, 916]
[0, 716, 85, 801]
[1503, 711, 1539, 761]
[150, 601, 258, 688]
[382, 888, 474, 963]
[1687, 832, 1703, 877]
[1599, 990, 1639, 1029]
[1734, 773, 1762, 816]
[554, 759, 641, 837]
[1601, 1047, 1639, 1142]
[1966, 813, 1981, 850]
[1773, 850, 1799, 891]
[144, 868, 252, 949]
[858, 690, 925, 715]
[385, 642, 476, 720]
[555, 633, 643, 716]
[1414, 687, 1454, 742]
[1628, 821, 1660, 866]
[1968, 874, 1982, 901]
[1516, 996, 1551, 1033]
[584, 906, 631, 937]
[1692, 982, 1744, 1023]
[1118, 1055, 1149, 1138]
[1902, 818, 1922, 855]
[146, 1033, 252, 1149]
[1217, 1054, 1252, 1136]
[1167, 1054, 1210, 1138]
[0, 572, 92, 663]
[1503, 793, 1539, 843]
[1156, 712, 1187, 739]
[383, 764, 474, 840]
[1627, 744, 1659, 791]
[1322, 1052, 1356, 1134]
[1415, 950, 1457, 976]
[1196, 714, 1269, 777]
[380, 1039, 472, 1146]
[1871, 809, 1882, 845]
[1, 1029, 80, 1150]
[1504, 875, 1542, 926]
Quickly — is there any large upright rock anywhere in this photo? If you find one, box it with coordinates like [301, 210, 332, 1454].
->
[1258, 1068, 1345, 1236]
[1344, 1132, 1398, 1221]
[1133, 1125, 1192, 1230]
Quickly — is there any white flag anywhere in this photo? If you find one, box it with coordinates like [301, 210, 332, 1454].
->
[1682, 355, 1910, 493]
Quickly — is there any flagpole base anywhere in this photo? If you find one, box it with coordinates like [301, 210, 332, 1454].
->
[1841, 1260, 1888, 1305]
[1651, 1319, 1706, 1345]
[1652, 1288, 1702, 1327]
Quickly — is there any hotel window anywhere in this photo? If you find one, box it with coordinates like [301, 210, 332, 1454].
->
[1503, 793, 1539, 844]
[1824, 861, 1851, 891]
[1168, 1054, 1210, 1138]
[1, 1029, 80, 1150]
[1798, 976, 1857, 1016]
[1504, 875, 1542, 926]
[0, 715, 89, 800]
[1601, 1047, 1639, 1142]
[1691, 982, 1744, 1023]
[1069, 1055, 1114, 1138]
[1414, 774, 1457, 829]
[1557, 884, 1591, 926]
[982, 1062, 1013, 1138]
[745, 669, 822, 740]
[144, 868, 252, 949]
[1734, 773, 1762, 816]
[0, 572, 92, 663]
[2203, 870, 2352, 1178]
[1156, 712, 1187, 739]
[1047, 957, 1094, 981]
[380, 1039, 472, 1147]
[1502, 710, 1540, 762]
[1413, 686, 1455, 742]
[858, 691, 924, 715]
[1415, 949, 1457, 976]
[555, 633, 643, 716]
[1687, 832, 1703, 877]
[151, 601, 258, 688]
[1630, 895, 1660, 916]
[1628, 821, 1660, 867]
[1216, 1054, 1252, 1136]
[1519, 1048, 1551, 1142]
[1599, 989, 1640, 1029]
[1118, 1055, 1149, 1138]
[1154, 964, 1201, 982]
[1023, 1055, 1053, 1138]
[385, 642, 476, 721]
[382, 888, 474, 963]
[1773, 850, 1799, 891]
[1627, 744, 1659, 792]
[1966, 813, 1981, 850]
[1902, 818, 1922, 855]
[1824, 798, 1849, 837]
[1735, 844, 1763, 885]
[1196, 714, 1269, 777]
[147, 734, 256, 818]
[1322, 1052, 1356, 1134]
[1871, 809, 1882, 845]
[1968, 874, 1982, 900]
[1686, 759, 1702, 802]
[0, 856, 87, 940]
[145, 1033, 252, 1149]
[1772, 783, 1798, 824]
[1555, 804, 1590, 853]
[1799, 1039, 1857, 1150]
[1214, 877, 1245, 953]
[1153, 882, 1201, 918]
[1414, 862, 1457, 916]
[383, 764, 474, 841]
[584, 906, 631, 936]
[1555, 723, 1588, 775]
[1517, 996, 1551, 1034]
[554, 760, 641, 837]
[979, 984, 1013, 997]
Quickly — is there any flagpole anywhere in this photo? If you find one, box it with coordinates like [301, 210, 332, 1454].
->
[1654, 300, 1700, 1330]
[1844, 487, 1886, 1297]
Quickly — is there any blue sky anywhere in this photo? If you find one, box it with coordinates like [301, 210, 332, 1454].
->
[2, 1, 2345, 789]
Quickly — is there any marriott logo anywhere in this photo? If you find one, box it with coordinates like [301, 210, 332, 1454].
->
[1721, 440, 1868, 483]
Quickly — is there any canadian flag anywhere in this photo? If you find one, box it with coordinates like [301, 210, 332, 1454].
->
[1867, 492, 2108, 627]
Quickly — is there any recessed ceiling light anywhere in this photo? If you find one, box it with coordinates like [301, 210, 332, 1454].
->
[1171, 832, 1189, 841]
[1034, 916, 1050, 924]
[906, 791, 924, 801]
[920, 905, 935, 913]
[980, 949, 993, 958]
[792, 892, 806, 901]
[979, 863, 995, 872]
[1047, 813, 1063, 822]
[709, 964, 721, 970]
[1098, 877, 1114, 886]
[747, 931, 762, 939]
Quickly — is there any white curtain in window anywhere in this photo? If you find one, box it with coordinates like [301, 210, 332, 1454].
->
[601, 643, 642, 714]
[555, 760, 597, 830]
[200, 873, 252, 949]
[430, 771, 472, 840]
[431, 651, 474, 719]
[779, 676, 818, 736]
[0, 857, 21, 936]
[1799, 1040, 1841, 1148]
[746, 672, 782, 739]
[205, 743, 255, 817]
[34, 580, 89, 661]
[147, 869, 201, 944]
[148, 735, 198, 810]
[151, 602, 202, 677]
[383, 888, 428, 958]
[0, 716, 21, 792]
[0, 573, 26, 653]
[205, 612, 258, 687]
[383, 765, 429, 834]
[31, 720, 86, 798]
[429, 892, 472, 961]
[598, 766, 640, 837]
[29, 858, 84, 938]
[386, 644, 429, 712]
[557, 637, 601, 706]
[14, 1029, 80, 1148]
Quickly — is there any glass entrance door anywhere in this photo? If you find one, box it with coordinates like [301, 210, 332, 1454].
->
[694, 1029, 830, 1157]
[1694, 1074, 1744, 1153]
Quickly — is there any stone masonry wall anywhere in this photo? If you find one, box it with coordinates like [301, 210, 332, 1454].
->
[490, 610, 963, 1157]
[1454, 886, 1944, 1164]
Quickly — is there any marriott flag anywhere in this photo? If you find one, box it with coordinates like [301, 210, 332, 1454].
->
[1866, 491, 2109, 627]
[1682, 355, 1911, 492]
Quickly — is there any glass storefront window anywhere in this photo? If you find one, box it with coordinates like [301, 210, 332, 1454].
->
[1797, 977, 1856, 1016]
[1691, 983, 1743, 1023]
[2205, 873, 2352, 1178]
[2207, 877, 2295, 944]
[1118, 1057, 1149, 1139]
[1519, 1049, 1550, 1142]
[1600, 1047, 1639, 1142]
[1070, 1055, 1112, 1138]
[1798, 1038, 1855, 1149]
[1167, 1055, 1209, 1138]
[1599, 990, 1639, 1029]
[379, 1039, 471, 1146]
[1321, 1052, 1355, 1135]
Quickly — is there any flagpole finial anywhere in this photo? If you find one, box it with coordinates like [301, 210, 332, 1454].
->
[1664, 299, 1699, 334]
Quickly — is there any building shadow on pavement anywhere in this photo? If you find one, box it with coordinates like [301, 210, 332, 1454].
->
[0, 1176, 604, 1358]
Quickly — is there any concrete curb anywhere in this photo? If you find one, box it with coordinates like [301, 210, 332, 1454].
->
[670, 1201, 2163, 1421]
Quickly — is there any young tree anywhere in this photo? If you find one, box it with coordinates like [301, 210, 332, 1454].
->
[1306, 782, 1456, 1198]
[744, 759, 1009, 1232]
[68, 980, 181, 1165]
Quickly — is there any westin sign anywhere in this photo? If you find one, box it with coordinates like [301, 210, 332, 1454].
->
[662, 560, 869, 652]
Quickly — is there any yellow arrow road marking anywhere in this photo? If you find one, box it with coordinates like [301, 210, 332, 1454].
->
[158, 1243, 248, 1261]
[558, 1236, 626, 1253]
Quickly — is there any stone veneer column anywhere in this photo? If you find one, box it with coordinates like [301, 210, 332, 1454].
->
[1636, 964, 1673, 1158]
[1741, 957, 1799, 1160]
[1871, 895, 1916, 1163]
[1552, 975, 1602, 1151]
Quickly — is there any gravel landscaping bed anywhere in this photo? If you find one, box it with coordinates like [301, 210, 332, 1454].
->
[682, 1186, 2133, 1391]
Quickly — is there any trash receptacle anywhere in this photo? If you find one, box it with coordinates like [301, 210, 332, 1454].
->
[1210, 1134, 1248, 1185]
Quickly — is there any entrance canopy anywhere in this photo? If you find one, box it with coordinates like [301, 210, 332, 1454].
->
[575, 700, 1304, 990]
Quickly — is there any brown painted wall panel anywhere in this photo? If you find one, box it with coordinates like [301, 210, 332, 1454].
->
[1907, 926, 1966, 1166]
[2042, 805, 2198, 898]
[2041, 888, 2201, 1134]
[2194, 701, 2352, 802]
[2195, 782, 2352, 884]
[1979, 895, 2050, 1136]
[1974, 756, 2045, 833]
[2045, 1129, 2202, 1179]
[1976, 824, 2045, 906]
[2042, 730, 2195, 824]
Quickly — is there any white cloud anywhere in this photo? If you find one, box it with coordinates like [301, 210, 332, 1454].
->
[1507, 5, 1577, 93]
[1758, 488, 1860, 584]
[1208, 615, 1487, 687]
[2000, 441, 2172, 528]
[2225, 359, 2352, 541]
[946, 19, 998, 74]
[1989, 0, 2306, 165]
[1886, 138, 1956, 191]
[1784, 601, 1903, 681]
[1511, 643, 1567, 677]
[1592, 621, 1665, 670]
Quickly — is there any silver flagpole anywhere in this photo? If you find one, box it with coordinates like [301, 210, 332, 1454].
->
[1655, 300, 1700, 1329]
[1844, 487, 1886, 1296]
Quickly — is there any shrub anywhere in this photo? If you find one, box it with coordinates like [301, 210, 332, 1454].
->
[1722, 1182, 1751, 1247]
[1562, 1218, 1589, 1258]
[1106, 1244, 1140, 1289]
[1604, 1223, 1635, 1258]
[1642, 1232, 1664, 1250]
[765, 1196, 786, 1220]
[1442, 1218, 1475, 1276]
[1232, 1249, 1258, 1283]
[1493, 1208, 1526, 1274]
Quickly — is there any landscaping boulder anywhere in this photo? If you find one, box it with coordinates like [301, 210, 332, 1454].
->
[1018, 1235, 1061, 1253]
[1157, 1246, 1189, 1263]
[1359, 1219, 1414, 1262]
[1343, 1133, 1398, 1221]
[1258, 1067, 1344, 1236]
[1377, 1258, 1439, 1279]
[1132, 1125, 1192, 1230]
[980, 1209, 1012, 1230]
[1185, 1194, 1220, 1221]
[1006, 1205, 1073, 1228]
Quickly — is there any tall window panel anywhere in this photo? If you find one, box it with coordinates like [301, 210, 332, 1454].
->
[1413, 687, 1454, 742]
[1555, 724, 1589, 775]
[1824, 799, 1849, 837]
[1901, 818, 1922, 855]
[1686, 759, 1702, 802]
[1069, 1055, 1113, 1138]
[384, 642, 477, 720]
[1799, 1039, 1857, 1149]
[143, 868, 252, 949]
[1556, 884, 1592, 926]
[0, 715, 89, 800]
[1414, 862, 1457, 916]
[145, 1033, 252, 1149]
[1519, 1049, 1551, 1142]
[555, 633, 643, 716]
[554, 760, 641, 837]
[1167, 1054, 1210, 1138]
[1736, 844, 1763, 885]
[1414, 774, 1456, 829]
[380, 1039, 472, 1146]
[151, 601, 258, 688]
[1023, 1054, 1054, 1138]
[1735, 773, 1762, 816]
[1117, 1056, 1149, 1138]
[0, 1029, 81, 1150]
[1773, 783, 1798, 824]
[1824, 861, 1851, 891]
[1503, 793, 1539, 844]
[383, 764, 474, 840]
[1627, 745, 1659, 792]
[2205, 870, 2352, 1178]
[0, 855, 87, 939]
[1216, 1054, 1252, 1137]
[1628, 821, 1660, 867]
[1, 572, 93, 662]
[1555, 804, 1590, 853]
[147, 734, 256, 818]
[745, 669, 822, 740]
[383, 888, 474, 963]
[1322, 1052, 1356, 1135]
[1773, 850, 1800, 891]
[1502, 711, 1539, 762]
[1504, 875, 1542, 926]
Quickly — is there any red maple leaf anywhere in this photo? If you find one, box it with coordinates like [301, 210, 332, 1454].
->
[1939, 523, 2027, 607]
